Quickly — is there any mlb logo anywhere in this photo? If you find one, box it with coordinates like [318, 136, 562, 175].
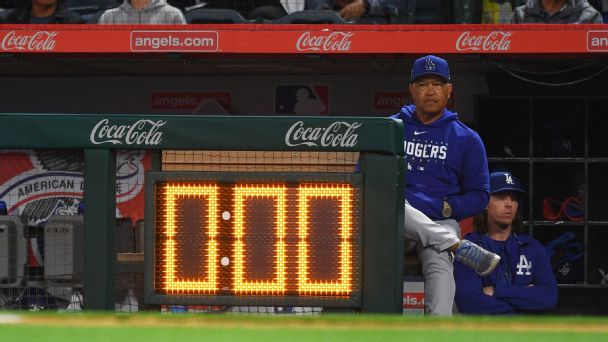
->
[275, 85, 329, 115]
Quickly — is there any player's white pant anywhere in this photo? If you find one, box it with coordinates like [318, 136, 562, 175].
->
[403, 201, 460, 316]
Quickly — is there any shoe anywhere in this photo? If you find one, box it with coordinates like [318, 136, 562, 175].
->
[454, 240, 501, 276]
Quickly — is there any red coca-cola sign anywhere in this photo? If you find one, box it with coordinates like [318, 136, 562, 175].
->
[1, 31, 58, 51]
[296, 31, 354, 52]
[456, 31, 512, 52]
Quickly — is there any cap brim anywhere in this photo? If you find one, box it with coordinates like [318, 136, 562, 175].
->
[410, 72, 450, 83]
[491, 187, 527, 194]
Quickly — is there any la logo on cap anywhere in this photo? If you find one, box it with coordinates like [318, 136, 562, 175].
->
[425, 58, 436, 71]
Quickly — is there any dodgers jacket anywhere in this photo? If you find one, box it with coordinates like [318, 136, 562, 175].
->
[511, 0, 603, 24]
[390, 105, 489, 221]
[455, 232, 558, 314]
[99, 0, 186, 24]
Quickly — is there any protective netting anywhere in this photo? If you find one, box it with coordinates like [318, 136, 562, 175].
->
[0, 149, 359, 314]
[0, 149, 150, 312]
[162, 150, 358, 173]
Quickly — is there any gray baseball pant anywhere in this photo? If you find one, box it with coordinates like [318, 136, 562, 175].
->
[403, 201, 461, 316]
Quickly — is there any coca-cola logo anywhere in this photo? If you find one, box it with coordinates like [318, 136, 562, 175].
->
[1, 31, 58, 51]
[90, 119, 166, 146]
[456, 31, 512, 52]
[285, 121, 361, 148]
[296, 31, 354, 52]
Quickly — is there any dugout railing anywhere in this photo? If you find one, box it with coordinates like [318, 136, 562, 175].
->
[0, 114, 405, 313]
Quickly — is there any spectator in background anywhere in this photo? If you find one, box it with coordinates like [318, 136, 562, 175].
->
[511, 0, 603, 23]
[98, 0, 185, 24]
[306, 0, 398, 24]
[2, 0, 85, 23]
[454, 171, 558, 314]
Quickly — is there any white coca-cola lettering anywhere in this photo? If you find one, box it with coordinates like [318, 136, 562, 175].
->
[285, 121, 361, 148]
[90, 119, 165, 145]
[1, 31, 58, 51]
[296, 31, 354, 52]
[455, 31, 512, 52]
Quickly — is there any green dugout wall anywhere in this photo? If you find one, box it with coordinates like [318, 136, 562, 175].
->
[0, 114, 405, 313]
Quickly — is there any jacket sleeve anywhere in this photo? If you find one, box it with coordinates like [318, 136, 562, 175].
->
[492, 244, 558, 311]
[445, 133, 490, 221]
[454, 259, 515, 314]
[587, 10, 604, 24]
[510, 8, 523, 23]
[173, 10, 186, 24]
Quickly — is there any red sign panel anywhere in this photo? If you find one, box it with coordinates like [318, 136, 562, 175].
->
[403, 292, 424, 309]
[150, 92, 232, 111]
[374, 92, 411, 110]
[0, 25, 603, 54]
[130, 30, 218, 52]
[587, 31, 608, 51]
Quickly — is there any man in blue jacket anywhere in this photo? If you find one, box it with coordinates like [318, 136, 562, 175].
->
[454, 171, 558, 314]
[392, 55, 499, 316]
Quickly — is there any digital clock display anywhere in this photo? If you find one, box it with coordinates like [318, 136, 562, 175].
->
[145, 172, 362, 307]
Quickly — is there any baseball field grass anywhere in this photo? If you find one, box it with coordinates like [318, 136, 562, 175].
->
[1, 312, 607, 341]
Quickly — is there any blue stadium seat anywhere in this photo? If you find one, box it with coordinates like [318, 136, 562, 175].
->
[273, 10, 345, 24]
[0, 8, 7, 23]
[397, 0, 451, 24]
[185, 8, 250, 23]
[67, 0, 119, 17]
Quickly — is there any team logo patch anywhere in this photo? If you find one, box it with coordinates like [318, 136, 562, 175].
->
[516, 254, 532, 275]
[0, 150, 150, 225]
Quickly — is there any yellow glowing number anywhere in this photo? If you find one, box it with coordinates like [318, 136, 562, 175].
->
[232, 184, 287, 295]
[162, 183, 219, 294]
[298, 184, 353, 296]
[159, 181, 354, 297]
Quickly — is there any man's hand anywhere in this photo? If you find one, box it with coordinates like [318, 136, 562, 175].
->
[482, 286, 495, 296]
[339, 0, 367, 20]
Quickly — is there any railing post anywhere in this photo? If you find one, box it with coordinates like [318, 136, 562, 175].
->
[360, 153, 405, 313]
[83, 149, 116, 310]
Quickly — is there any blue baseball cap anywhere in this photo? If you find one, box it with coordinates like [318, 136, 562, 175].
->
[410, 55, 451, 83]
[490, 171, 526, 194]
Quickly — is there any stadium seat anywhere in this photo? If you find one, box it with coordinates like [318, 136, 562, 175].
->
[0, 8, 7, 23]
[452, 0, 481, 24]
[396, 0, 451, 24]
[185, 8, 250, 23]
[273, 10, 345, 24]
[67, 0, 119, 17]
[0, 0, 13, 10]
[66, 0, 119, 23]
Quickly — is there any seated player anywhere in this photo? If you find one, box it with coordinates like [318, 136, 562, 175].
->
[454, 171, 558, 314]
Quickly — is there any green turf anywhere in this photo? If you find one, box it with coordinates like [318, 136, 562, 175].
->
[1, 324, 606, 342]
[1, 313, 607, 342]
